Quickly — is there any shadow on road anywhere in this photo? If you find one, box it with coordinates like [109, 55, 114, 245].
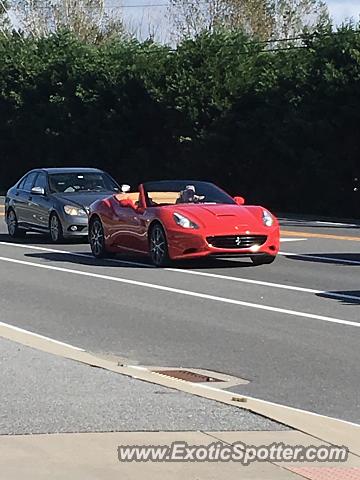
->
[23, 251, 253, 270]
[285, 253, 360, 266]
[0, 233, 86, 245]
[0, 231, 256, 269]
[316, 291, 360, 305]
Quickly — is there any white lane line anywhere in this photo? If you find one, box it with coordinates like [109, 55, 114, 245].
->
[165, 268, 360, 303]
[280, 251, 360, 266]
[0, 254, 359, 328]
[279, 218, 360, 228]
[316, 221, 359, 227]
[0, 321, 84, 351]
[223, 251, 360, 266]
[280, 238, 307, 242]
[1, 241, 359, 303]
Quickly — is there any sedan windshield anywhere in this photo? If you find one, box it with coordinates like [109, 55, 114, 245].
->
[49, 172, 119, 193]
[143, 181, 235, 207]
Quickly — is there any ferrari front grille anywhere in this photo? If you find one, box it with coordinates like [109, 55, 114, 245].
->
[207, 235, 267, 249]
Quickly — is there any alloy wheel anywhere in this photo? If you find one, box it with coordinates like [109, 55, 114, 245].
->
[150, 225, 168, 266]
[50, 215, 60, 242]
[90, 220, 105, 257]
[7, 210, 17, 237]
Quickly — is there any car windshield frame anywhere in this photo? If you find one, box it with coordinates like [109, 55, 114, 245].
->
[48, 172, 120, 194]
[142, 181, 236, 207]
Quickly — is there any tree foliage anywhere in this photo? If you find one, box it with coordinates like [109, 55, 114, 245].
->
[270, 0, 330, 39]
[0, 0, 10, 32]
[168, 0, 330, 42]
[0, 27, 359, 216]
[11, 0, 126, 42]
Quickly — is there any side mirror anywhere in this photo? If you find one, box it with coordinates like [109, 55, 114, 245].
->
[31, 186, 45, 196]
[121, 184, 131, 193]
[234, 196, 245, 205]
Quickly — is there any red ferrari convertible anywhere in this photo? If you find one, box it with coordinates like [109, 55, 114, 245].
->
[88, 180, 280, 267]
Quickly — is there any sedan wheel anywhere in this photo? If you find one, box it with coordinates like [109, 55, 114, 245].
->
[50, 213, 63, 243]
[149, 224, 169, 267]
[89, 218, 107, 258]
[7, 210, 26, 238]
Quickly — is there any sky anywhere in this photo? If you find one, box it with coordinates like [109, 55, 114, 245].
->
[326, 0, 360, 24]
[120, 0, 360, 42]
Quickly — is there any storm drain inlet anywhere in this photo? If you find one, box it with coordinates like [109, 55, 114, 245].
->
[151, 369, 224, 383]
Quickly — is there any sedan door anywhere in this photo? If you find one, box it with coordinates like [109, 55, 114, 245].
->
[27, 172, 52, 231]
[15, 172, 38, 227]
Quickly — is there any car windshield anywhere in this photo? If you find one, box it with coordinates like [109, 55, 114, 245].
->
[49, 172, 119, 193]
[143, 181, 235, 207]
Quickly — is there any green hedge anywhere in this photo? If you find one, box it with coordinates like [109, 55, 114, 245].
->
[0, 29, 359, 216]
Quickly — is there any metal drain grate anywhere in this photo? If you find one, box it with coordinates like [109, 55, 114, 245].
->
[152, 369, 224, 383]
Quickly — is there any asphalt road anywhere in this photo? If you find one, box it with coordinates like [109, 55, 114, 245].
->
[0, 212, 359, 424]
[0, 337, 286, 434]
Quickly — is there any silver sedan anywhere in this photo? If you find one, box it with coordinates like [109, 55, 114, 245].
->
[5, 167, 120, 243]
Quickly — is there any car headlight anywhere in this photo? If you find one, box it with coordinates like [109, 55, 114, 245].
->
[173, 212, 199, 229]
[64, 205, 87, 216]
[262, 209, 274, 227]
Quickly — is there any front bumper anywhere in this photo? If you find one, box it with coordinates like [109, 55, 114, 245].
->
[167, 227, 280, 260]
[61, 214, 89, 237]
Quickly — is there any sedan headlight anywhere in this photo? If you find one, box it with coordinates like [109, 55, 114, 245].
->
[64, 205, 87, 216]
[262, 209, 274, 227]
[173, 212, 199, 229]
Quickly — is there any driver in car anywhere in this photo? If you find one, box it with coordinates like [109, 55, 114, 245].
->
[177, 185, 205, 204]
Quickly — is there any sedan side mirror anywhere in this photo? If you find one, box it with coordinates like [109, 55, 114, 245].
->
[31, 186, 45, 196]
[121, 184, 131, 193]
[234, 196, 245, 205]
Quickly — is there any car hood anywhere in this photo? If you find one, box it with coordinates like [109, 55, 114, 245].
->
[53, 192, 114, 209]
[170, 204, 263, 229]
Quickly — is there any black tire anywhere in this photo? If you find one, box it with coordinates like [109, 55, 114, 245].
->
[49, 212, 64, 243]
[149, 223, 170, 267]
[7, 209, 26, 239]
[89, 217, 109, 258]
[251, 254, 276, 266]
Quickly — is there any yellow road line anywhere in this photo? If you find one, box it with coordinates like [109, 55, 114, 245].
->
[282, 230, 360, 242]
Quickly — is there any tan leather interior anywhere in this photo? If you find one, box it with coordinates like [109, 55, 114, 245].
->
[115, 192, 140, 202]
[147, 191, 179, 205]
[115, 191, 180, 206]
